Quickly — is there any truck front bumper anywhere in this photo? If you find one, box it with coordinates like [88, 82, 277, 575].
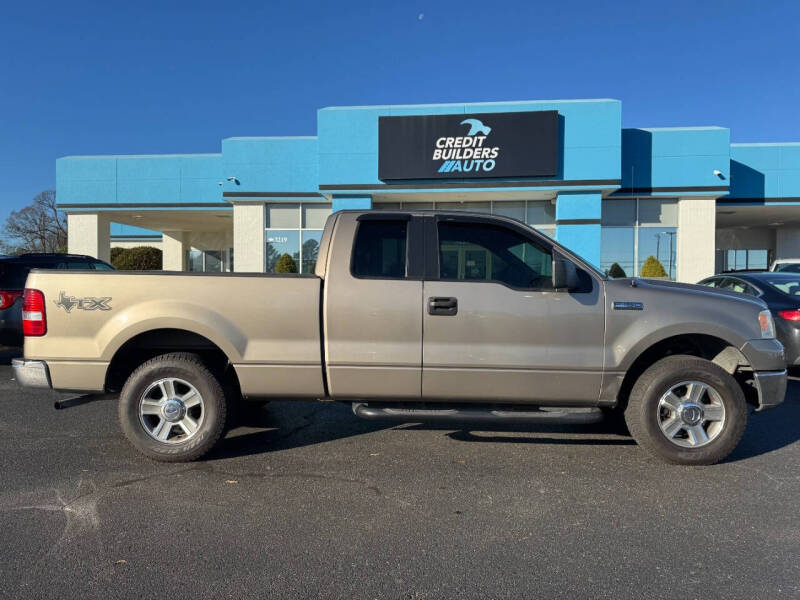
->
[12, 359, 51, 389]
[752, 370, 787, 411]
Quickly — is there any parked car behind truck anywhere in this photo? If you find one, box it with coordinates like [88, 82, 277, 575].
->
[13, 211, 787, 465]
[1, 253, 113, 351]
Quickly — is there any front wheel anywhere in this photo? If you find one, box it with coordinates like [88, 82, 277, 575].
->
[119, 353, 227, 462]
[625, 355, 747, 465]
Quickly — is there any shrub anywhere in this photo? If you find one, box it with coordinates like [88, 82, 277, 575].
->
[274, 253, 298, 273]
[607, 262, 627, 278]
[640, 255, 668, 278]
[112, 246, 162, 270]
[110, 247, 125, 265]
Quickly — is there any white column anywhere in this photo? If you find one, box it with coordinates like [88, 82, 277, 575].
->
[776, 227, 800, 259]
[161, 231, 186, 271]
[233, 203, 265, 272]
[676, 197, 716, 283]
[67, 213, 110, 262]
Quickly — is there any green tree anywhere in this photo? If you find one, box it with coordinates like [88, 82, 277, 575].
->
[274, 253, 298, 273]
[112, 246, 162, 270]
[607, 262, 626, 278]
[640, 255, 668, 278]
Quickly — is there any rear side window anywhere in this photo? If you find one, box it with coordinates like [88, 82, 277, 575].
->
[0, 262, 28, 289]
[351, 221, 407, 279]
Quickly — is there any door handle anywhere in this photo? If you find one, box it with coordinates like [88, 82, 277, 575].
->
[428, 296, 458, 316]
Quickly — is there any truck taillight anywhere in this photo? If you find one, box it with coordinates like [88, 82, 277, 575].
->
[778, 309, 800, 322]
[22, 289, 47, 336]
[0, 290, 23, 309]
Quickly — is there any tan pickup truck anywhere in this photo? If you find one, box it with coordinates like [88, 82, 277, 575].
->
[14, 211, 787, 465]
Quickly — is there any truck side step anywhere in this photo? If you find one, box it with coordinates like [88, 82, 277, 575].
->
[351, 402, 603, 425]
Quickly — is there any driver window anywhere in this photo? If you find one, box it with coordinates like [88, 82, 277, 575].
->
[437, 221, 553, 289]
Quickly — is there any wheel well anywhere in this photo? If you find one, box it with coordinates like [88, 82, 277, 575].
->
[617, 334, 756, 410]
[104, 328, 240, 397]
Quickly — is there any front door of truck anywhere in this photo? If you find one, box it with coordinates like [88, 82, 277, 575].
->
[323, 213, 424, 399]
[421, 215, 605, 404]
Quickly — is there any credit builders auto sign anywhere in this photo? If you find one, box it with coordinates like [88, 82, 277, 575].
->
[378, 110, 559, 181]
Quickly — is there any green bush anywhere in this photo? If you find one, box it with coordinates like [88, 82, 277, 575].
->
[110, 247, 125, 265]
[274, 253, 298, 273]
[640, 255, 668, 278]
[111, 246, 162, 270]
[607, 262, 627, 278]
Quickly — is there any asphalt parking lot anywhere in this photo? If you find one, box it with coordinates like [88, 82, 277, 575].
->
[1, 362, 799, 600]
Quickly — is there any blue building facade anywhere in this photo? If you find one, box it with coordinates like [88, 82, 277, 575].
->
[57, 99, 800, 281]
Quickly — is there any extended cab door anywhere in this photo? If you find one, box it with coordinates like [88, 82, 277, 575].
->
[422, 215, 605, 404]
[323, 212, 424, 399]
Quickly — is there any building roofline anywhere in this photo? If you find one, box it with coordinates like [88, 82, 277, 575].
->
[222, 136, 317, 141]
[730, 142, 800, 147]
[58, 153, 221, 160]
[319, 98, 621, 111]
[624, 126, 728, 132]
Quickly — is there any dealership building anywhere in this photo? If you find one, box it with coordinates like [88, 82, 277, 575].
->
[57, 99, 800, 282]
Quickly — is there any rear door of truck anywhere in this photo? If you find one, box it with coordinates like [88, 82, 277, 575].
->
[322, 212, 424, 399]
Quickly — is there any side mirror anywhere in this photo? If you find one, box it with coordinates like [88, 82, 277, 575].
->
[552, 257, 579, 291]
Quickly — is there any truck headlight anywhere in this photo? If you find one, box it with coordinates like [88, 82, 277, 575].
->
[759, 309, 776, 339]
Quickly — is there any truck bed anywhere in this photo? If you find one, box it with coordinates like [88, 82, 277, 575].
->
[23, 270, 326, 396]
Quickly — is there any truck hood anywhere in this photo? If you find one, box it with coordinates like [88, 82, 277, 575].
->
[609, 277, 768, 310]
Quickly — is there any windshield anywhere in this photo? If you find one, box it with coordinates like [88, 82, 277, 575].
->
[775, 263, 800, 273]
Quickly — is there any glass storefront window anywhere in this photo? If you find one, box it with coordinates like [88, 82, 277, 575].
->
[266, 229, 300, 272]
[205, 250, 222, 273]
[601, 227, 635, 277]
[637, 227, 677, 279]
[188, 250, 203, 272]
[724, 249, 769, 270]
[526, 201, 556, 227]
[601, 200, 636, 226]
[302, 204, 332, 228]
[436, 201, 491, 213]
[638, 199, 678, 226]
[491, 201, 526, 222]
[601, 199, 679, 280]
[267, 204, 301, 228]
[301, 230, 323, 273]
[264, 203, 331, 273]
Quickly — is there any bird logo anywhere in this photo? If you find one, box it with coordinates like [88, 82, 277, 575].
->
[460, 118, 491, 136]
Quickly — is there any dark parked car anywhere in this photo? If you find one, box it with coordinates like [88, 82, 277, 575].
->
[699, 271, 800, 366]
[0, 254, 113, 350]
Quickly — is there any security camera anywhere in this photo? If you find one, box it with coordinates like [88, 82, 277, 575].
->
[226, 177, 239, 183]
[713, 169, 723, 177]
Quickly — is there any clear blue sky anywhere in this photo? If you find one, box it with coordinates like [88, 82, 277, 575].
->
[1, 0, 799, 222]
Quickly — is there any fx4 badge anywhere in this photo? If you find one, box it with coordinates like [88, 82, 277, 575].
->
[55, 290, 112, 313]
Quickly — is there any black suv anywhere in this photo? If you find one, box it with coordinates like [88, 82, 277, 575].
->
[0, 254, 114, 350]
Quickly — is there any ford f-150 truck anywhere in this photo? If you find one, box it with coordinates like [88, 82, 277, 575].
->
[13, 210, 787, 465]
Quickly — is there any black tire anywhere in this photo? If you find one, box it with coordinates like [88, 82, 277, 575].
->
[624, 355, 747, 465]
[119, 353, 227, 462]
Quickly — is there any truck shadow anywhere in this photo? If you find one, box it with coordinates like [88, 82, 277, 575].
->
[727, 377, 800, 463]
[211, 378, 800, 462]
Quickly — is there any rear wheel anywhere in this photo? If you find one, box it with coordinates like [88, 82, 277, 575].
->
[625, 355, 747, 465]
[119, 353, 227, 462]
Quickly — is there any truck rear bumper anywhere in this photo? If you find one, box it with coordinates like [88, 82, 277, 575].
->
[12, 359, 52, 389]
[753, 369, 787, 411]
